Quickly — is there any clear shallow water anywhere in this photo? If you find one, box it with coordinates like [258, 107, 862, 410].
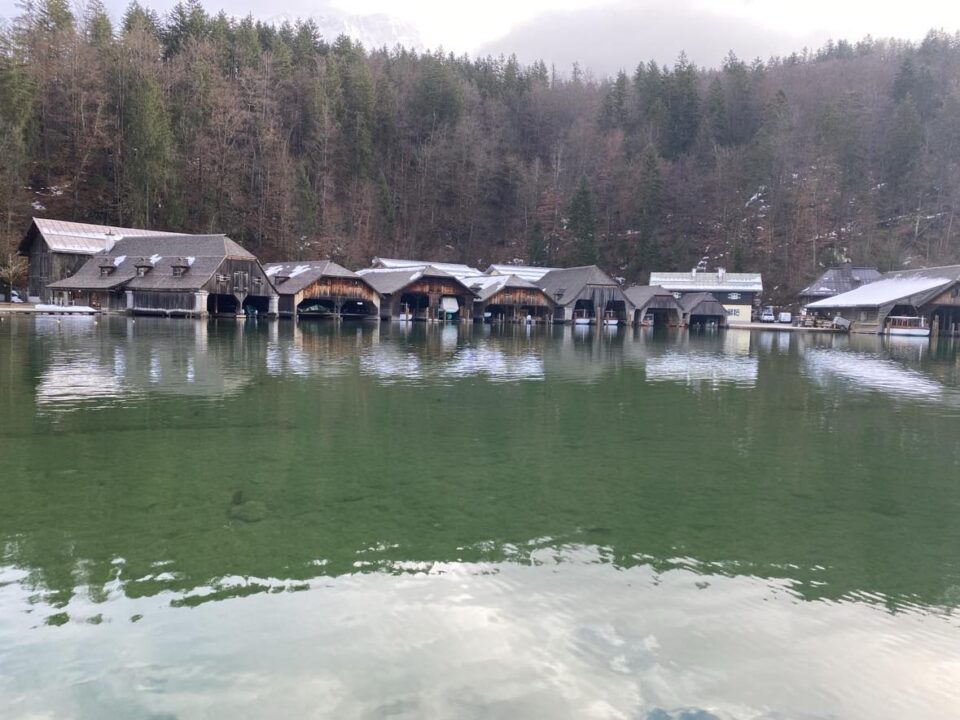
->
[1, 317, 960, 719]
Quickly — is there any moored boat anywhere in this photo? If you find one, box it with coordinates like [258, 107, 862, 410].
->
[884, 315, 930, 337]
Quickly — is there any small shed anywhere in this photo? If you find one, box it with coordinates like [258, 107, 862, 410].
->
[680, 292, 728, 328]
[17, 217, 185, 302]
[357, 266, 476, 322]
[798, 264, 882, 305]
[623, 285, 683, 326]
[538, 265, 632, 324]
[464, 274, 555, 323]
[264, 261, 380, 319]
[47, 234, 276, 316]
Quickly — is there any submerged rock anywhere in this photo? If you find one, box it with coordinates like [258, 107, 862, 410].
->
[228, 500, 268, 523]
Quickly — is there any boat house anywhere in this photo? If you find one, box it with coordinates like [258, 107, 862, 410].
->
[47, 234, 277, 316]
[464, 274, 555, 323]
[357, 266, 476, 322]
[798, 264, 882, 306]
[264, 261, 379, 319]
[649, 268, 762, 324]
[17, 218, 185, 302]
[804, 265, 960, 335]
[680, 292, 729, 329]
[538, 265, 632, 324]
[623, 285, 684, 326]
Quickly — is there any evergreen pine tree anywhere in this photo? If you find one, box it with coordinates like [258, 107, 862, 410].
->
[568, 177, 597, 265]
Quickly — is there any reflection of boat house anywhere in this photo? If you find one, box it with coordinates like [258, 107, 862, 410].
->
[538, 265, 632, 324]
[650, 268, 762, 324]
[47, 235, 277, 316]
[805, 265, 960, 336]
[264, 261, 379, 319]
[798, 264, 882, 306]
[623, 285, 683, 326]
[465, 274, 555, 323]
[357, 266, 476, 322]
[17, 217, 185, 302]
[680, 292, 728, 328]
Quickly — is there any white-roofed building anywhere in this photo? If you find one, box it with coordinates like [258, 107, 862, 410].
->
[369, 257, 482, 281]
[485, 264, 560, 283]
[18, 218, 186, 302]
[649, 268, 763, 324]
[804, 265, 960, 335]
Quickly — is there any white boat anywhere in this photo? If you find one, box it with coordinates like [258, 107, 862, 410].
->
[573, 308, 593, 325]
[884, 315, 930, 337]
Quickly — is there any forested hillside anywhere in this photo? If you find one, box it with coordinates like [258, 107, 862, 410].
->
[3, 0, 960, 297]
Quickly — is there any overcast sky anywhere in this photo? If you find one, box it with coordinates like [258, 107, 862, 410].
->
[2, 0, 959, 72]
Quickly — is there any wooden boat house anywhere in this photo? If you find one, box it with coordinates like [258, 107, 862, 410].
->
[47, 234, 277, 316]
[357, 266, 476, 322]
[623, 285, 684, 326]
[17, 218, 185, 302]
[537, 265, 632, 324]
[650, 268, 762, 324]
[263, 261, 380, 319]
[680, 292, 729, 329]
[465, 274, 555, 323]
[804, 265, 960, 335]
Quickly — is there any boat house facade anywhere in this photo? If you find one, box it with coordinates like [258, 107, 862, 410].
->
[357, 266, 476, 322]
[47, 235, 277, 316]
[538, 265, 632, 324]
[680, 292, 729, 328]
[264, 261, 380, 319]
[623, 285, 684, 326]
[465, 274, 555, 323]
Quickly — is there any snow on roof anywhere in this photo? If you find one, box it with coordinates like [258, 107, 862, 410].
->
[148, 254, 162, 265]
[805, 275, 954, 308]
[649, 270, 763, 293]
[288, 264, 311, 278]
[485, 264, 560, 282]
[26, 218, 184, 255]
[370, 257, 482, 279]
[112, 254, 127, 268]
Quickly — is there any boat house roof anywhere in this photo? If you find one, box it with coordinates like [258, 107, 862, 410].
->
[799, 265, 883, 299]
[19, 217, 185, 256]
[485, 264, 560, 282]
[650, 269, 763, 293]
[805, 265, 960, 309]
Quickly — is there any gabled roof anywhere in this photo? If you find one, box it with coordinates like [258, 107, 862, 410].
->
[369, 257, 482, 280]
[805, 265, 960, 309]
[650, 270, 763, 293]
[485, 264, 560, 282]
[623, 284, 682, 310]
[19, 217, 184, 255]
[357, 266, 477, 296]
[799, 265, 883, 298]
[263, 260, 362, 295]
[538, 265, 621, 304]
[47, 235, 261, 292]
[679, 292, 727, 316]
[461, 274, 553, 303]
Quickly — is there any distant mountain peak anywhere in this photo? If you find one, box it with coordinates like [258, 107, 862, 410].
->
[267, 9, 423, 51]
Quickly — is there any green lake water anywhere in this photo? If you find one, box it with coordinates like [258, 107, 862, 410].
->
[1, 316, 959, 719]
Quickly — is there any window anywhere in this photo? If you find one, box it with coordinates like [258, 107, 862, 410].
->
[172, 266, 185, 278]
[100, 267, 111, 277]
[728, 292, 741, 300]
[672, 292, 682, 299]
[216, 274, 229, 283]
[137, 266, 149, 277]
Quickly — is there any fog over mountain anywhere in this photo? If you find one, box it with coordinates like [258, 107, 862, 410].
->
[477, 0, 828, 73]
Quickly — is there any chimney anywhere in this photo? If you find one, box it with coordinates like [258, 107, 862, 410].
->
[717, 267, 726, 282]
[691, 268, 697, 279]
